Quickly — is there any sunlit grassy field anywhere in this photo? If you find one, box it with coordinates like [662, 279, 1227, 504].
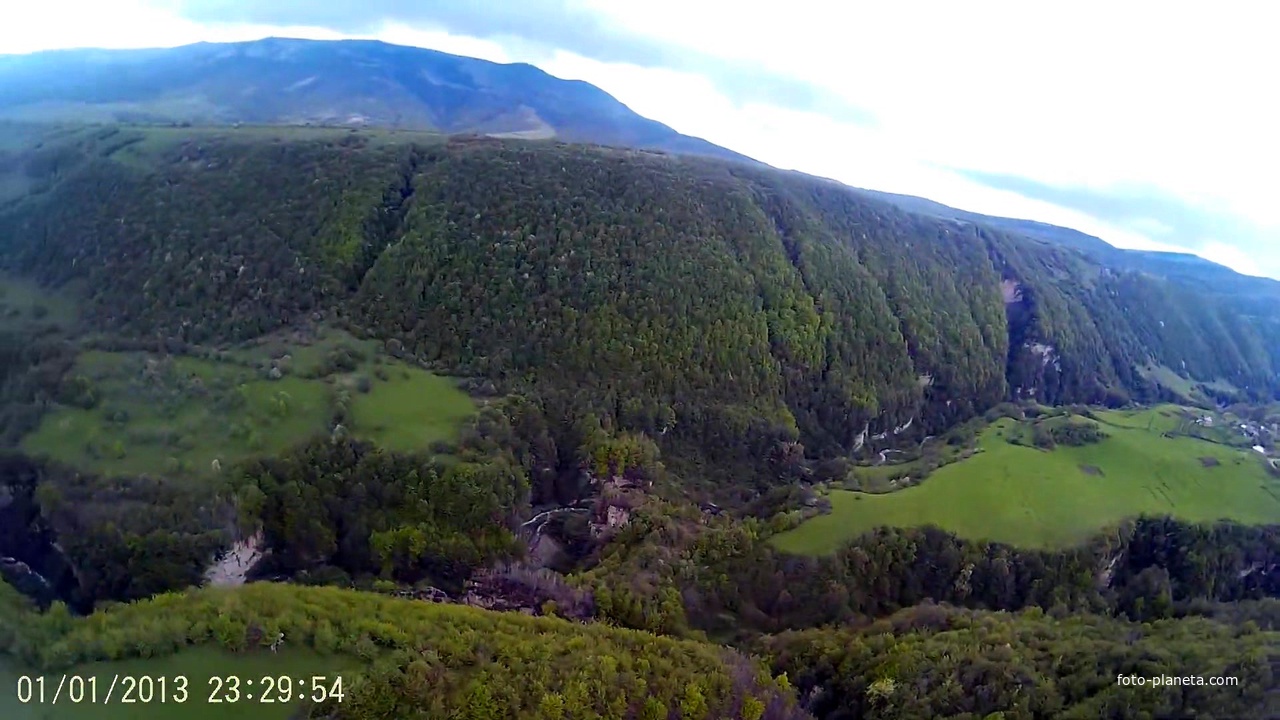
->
[772, 406, 1280, 554]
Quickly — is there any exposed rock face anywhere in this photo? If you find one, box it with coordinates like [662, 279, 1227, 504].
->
[1001, 279, 1024, 304]
[203, 531, 264, 587]
[461, 566, 595, 620]
[527, 533, 565, 568]
[1029, 342, 1061, 369]
[395, 586, 450, 603]
[394, 567, 595, 620]
[588, 493, 635, 539]
[0, 455, 86, 610]
[603, 505, 631, 531]
[0, 557, 55, 607]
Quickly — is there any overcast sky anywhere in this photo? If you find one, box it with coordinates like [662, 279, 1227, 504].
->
[4, 1, 1277, 278]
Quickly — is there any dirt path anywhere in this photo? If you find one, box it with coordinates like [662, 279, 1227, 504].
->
[204, 531, 264, 587]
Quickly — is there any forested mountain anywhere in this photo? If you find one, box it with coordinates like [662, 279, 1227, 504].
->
[0, 38, 750, 162]
[0, 124, 1275, 496]
[855, 187, 1280, 315]
[2, 121, 1279, 718]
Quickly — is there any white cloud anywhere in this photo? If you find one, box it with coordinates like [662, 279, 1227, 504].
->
[0, 0, 344, 52]
[375, 23, 512, 64]
[1200, 242, 1268, 278]
[575, 1, 1280, 251]
[535, 50, 1184, 255]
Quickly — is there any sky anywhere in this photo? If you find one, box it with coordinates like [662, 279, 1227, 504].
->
[3, 1, 1277, 278]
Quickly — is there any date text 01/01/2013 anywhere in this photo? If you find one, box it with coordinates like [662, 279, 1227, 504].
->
[15, 674, 346, 705]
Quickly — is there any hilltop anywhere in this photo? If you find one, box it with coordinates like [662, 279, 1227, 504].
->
[0, 37, 750, 163]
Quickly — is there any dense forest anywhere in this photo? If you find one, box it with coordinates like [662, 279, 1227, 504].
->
[2, 124, 1279, 718]
[1, 126, 1275, 493]
[766, 603, 1280, 719]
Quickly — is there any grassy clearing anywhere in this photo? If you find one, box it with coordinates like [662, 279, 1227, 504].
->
[348, 366, 475, 452]
[1138, 363, 1241, 406]
[0, 273, 77, 334]
[21, 351, 332, 478]
[0, 647, 353, 720]
[772, 406, 1280, 554]
[20, 327, 476, 478]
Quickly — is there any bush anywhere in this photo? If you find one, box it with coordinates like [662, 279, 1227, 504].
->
[1050, 419, 1108, 447]
[57, 375, 98, 410]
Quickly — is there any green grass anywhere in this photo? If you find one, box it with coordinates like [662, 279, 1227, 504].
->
[0, 647, 353, 720]
[1138, 363, 1241, 406]
[1138, 363, 1199, 399]
[0, 273, 78, 334]
[20, 329, 476, 477]
[772, 406, 1280, 554]
[225, 325, 477, 452]
[846, 440, 972, 491]
[22, 352, 331, 479]
[349, 366, 476, 452]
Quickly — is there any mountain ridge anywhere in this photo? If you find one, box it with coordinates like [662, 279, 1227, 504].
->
[0, 37, 754, 163]
[852, 186, 1280, 295]
[1, 35, 1268, 297]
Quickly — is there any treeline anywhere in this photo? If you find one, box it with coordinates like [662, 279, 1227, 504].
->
[1, 582, 809, 720]
[0, 327, 76, 445]
[765, 602, 1280, 719]
[3, 128, 1276, 495]
[579, 499, 1280, 639]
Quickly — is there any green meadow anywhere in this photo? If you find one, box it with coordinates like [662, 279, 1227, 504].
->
[20, 327, 476, 479]
[772, 406, 1280, 554]
[349, 367, 476, 452]
[21, 351, 332, 478]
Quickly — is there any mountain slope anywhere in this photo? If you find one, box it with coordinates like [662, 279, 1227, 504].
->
[0, 37, 751, 163]
[0, 125, 1274, 498]
[854, 187, 1280, 304]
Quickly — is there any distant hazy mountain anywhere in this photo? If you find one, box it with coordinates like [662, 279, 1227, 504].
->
[852, 187, 1280, 308]
[0, 37, 752, 163]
